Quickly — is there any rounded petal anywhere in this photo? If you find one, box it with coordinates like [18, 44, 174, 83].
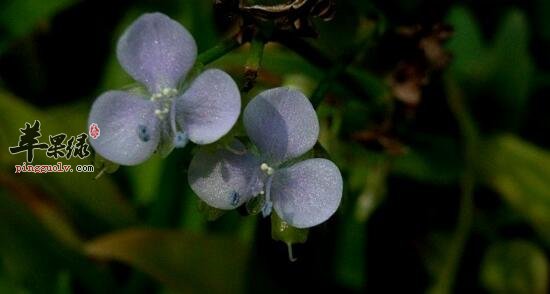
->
[243, 87, 319, 164]
[271, 158, 343, 228]
[188, 141, 262, 209]
[117, 12, 197, 94]
[175, 69, 241, 145]
[88, 91, 160, 165]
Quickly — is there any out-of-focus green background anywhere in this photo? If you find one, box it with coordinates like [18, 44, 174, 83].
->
[1, 0, 549, 293]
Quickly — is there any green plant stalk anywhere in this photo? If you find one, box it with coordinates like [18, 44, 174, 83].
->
[197, 34, 242, 66]
[429, 77, 479, 294]
[310, 36, 372, 108]
[242, 37, 266, 91]
[278, 19, 382, 108]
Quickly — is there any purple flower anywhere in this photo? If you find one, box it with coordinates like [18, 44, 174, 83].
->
[188, 87, 343, 228]
[88, 13, 240, 165]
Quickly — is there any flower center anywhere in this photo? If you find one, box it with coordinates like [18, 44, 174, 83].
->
[260, 162, 274, 175]
[258, 163, 275, 217]
[151, 88, 178, 120]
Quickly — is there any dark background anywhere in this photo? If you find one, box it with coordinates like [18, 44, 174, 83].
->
[0, 0, 549, 293]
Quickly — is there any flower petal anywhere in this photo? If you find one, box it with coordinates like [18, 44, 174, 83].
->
[188, 140, 263, 210]
[117, 12, 197, 94]
[271, 158, 343, 228]
[175, 69, 241, 145]
[243, 87, 319, 164]
[88, 91, 160, 165]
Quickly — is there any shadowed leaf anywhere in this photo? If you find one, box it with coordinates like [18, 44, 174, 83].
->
[85, 228, 249, 294]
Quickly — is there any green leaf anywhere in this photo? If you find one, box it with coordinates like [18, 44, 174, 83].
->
[245, 194, 266, 216]
[0, 276, 29, 294]
[481, 240, 548, 294]
[489, 10, 534, 129]
[126, 156, 163, 206]
[0, 90, 136, 231]
[0, 189, 115, 293]
[55, 271, 72, 294]
[392, 135, 462, 184]
[175, 0, 218, 51]
[535, 0, 550, 40]
[334, 154, 389, 290]
[85, 228, 249, 294]
[0, 0, 77, 54]
[479, 135, 550, 244]
[446, 7, 492, 86]
[198, 200, 227, 221]
[447, 8, 534, 131]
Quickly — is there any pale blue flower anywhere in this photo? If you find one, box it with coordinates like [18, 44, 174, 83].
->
[88, 13, 241, 165]
[188, 87, 343, 228]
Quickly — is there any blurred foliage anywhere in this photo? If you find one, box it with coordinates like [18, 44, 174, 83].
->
[1, 0, 550, 293]
[85, 228, 249, 294]
[479, 135, 550, 245]
[481, 240, 548, 294]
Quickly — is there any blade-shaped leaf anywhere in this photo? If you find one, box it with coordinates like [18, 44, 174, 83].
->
[479, 135, 550, 244]
[481, 240, 548, 294]
[489, 10, 534, 129]
[85, 228, 249, 294]
[0, 0, 76, 53]
[0, 90, 136, 231]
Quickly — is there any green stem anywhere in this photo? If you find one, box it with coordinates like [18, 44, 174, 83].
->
[243, 37, 266, 91]
[276, 21, 382, 108]
[196, 34, 242, 66]
[310, 33, 373, 108]
[429, 77, 479, 294]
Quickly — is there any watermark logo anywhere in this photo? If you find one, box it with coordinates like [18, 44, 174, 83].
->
[89, 123, 100, 139]
[8, 120, 94, 174]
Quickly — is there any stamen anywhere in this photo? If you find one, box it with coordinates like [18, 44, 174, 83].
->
[151, 93, 162, 101]
[154, 108, 170, 119]
[260, 163, 274, 175]
[152, 88, 178, 99]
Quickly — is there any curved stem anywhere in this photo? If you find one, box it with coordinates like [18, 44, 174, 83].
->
[287, 243, 297, 262]
[429, 77, 479, 294]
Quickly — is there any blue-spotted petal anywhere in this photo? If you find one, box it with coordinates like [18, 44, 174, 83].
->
[188, 141, 262, 209]
[117, 12, 197, 94]
[271, 158, 343, 228]
[88, 91, 160, 166]
[175, 69, 241, 145]
[243, 87, 319, 164]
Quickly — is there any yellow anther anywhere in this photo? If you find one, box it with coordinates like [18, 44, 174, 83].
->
[260, 163, 274, 175]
